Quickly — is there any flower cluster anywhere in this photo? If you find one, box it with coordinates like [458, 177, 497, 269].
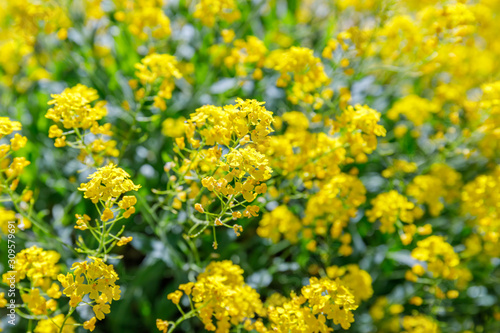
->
[333, 104, 387, 162]
[366, 190, 421, 235]
[411, 236, 460, 280]
[1, 246, 64, 325]
[133, 53, 182, 110]
[167, 261, 265, 332]
[58, 257, 121, 326]
[76, 163, 140, 253]
[0, 117, 29, 191]
[402, 314, 440, 333]
[268, 276, 358, 332]
[387, 95, 440, 127]
[407, 164, 462, 217]
[167, 98, 274, 245]
[223, 36, 267, 78]
[265, 46, 330, 106]
[115, 0, 171, 41]
[193, 0, 241, 27]
[46, 84, 118, 165]
[326, 264, 373, 305]
[461, 167, 500, 252]
[257, 205, 302, 244]
[303, 173, 366, 253]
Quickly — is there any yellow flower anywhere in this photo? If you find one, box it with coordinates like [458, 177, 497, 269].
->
[156, 319, 169, 333]
[366, 190, 418, 234]
[100, 208, 114, 222]
[78, 164, 141, 204]
[269, 276, 359, 331]
[0, 117, 22, 138]
[194, 0, 241, 27]
[46, 84, 106, 130]
[387, 95, 439, 126]
[169, 261, 265, 332]
[167, 290, 183, 305]
[265, 46, 330, 105]
[117, 236, 133, 246]
[58, 257, 121, 322]
[257, 205, 302, 244]
[411, 236, 460, 279]
[83, 317, 96, 331]
[34, 314, 76, 333]
[134, 53, 182, 110]
[402, 315, 440, 333]
[2, 246, 60, 286]
[10, 133, 27, 151]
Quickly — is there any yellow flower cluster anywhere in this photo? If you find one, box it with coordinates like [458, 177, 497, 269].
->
[46, 84, 105, 130]
[265, 47, 330, 106]
[267, 126, 345, 183]
[411, 235, 460, 279]
[257, 205, 302, 244]
[193, 0, 241, 27]
[303, 173, 366, 251]
[407, 163, 462, 217]
[0, 117, 29, 191]
[0, 207, 31, 234]
[0, 0, 69, 87]
[34, 314, 76, 333]
[387, 95, 440, 127]
[326, 264, 373, 304]
[475, 81, 500, 158]
[461, 167, 500, 248]
[366, 190, 420, 234]
[402, 314, 440, 333]
[134, 53, 182, 110]
[223, 36, 267, 78]
[1, 246, 62, 319]
[115, 0, 171, 40]
[46, 84, 118, 164]
[58, 257, 121, 322]
[169, 99, 274, 242]
[76, 163, 139, 252]
[382, 159, 418, 178]
[168, 260, 265, 332]
[2, 245, 60, 286]
[80, 165, 138, 214]
[333, 104, 387, 162]
[185, 98, 273, 147]
[268, 276, 358, 331]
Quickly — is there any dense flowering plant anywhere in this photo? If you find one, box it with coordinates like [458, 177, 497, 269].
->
[1, 0, 500, 332]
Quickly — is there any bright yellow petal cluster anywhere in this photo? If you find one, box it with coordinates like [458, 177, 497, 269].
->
[78, 163, 141, 204]
[193, 0, 241, 27]
[326, 264, 373, 304]
[2, 245, 60, 287]
[268, 276, 358, 332]
[265, 46, 330, 106]
[411, 235, 460, 279]
[46, 84, 106, 130]
[168, 260, 265, 332]
[58, 257, 121, 320]
[134, 53, 182, 110]
[257, 205, 302, 244]
[366, 190, 420, 234]
[34, 314, 76, 333]
[402, 314, 440, 333]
